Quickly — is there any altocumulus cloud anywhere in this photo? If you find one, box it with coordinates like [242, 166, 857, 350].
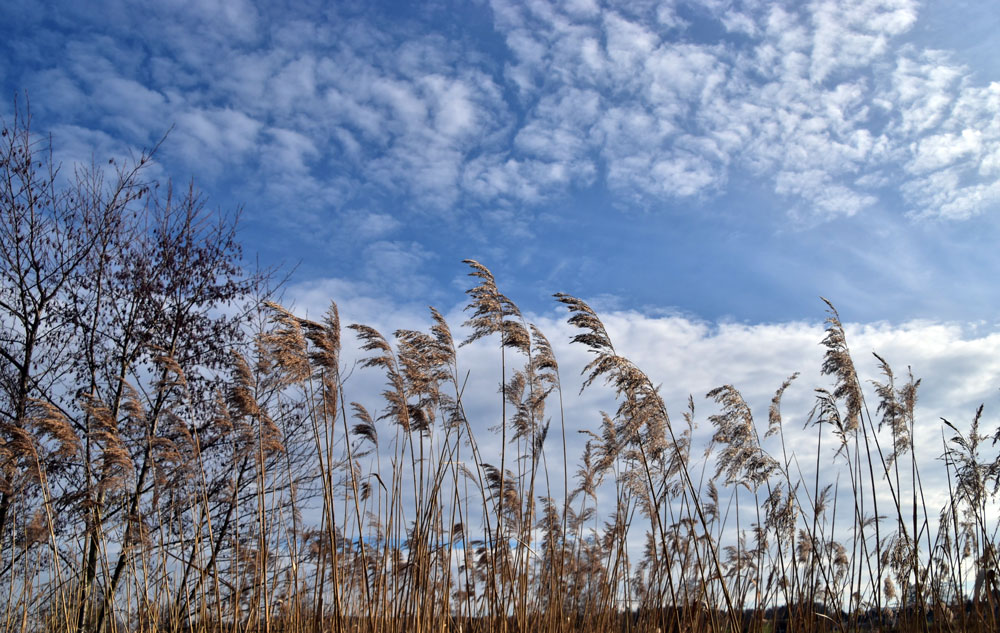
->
[491, 0, 999, 219]
[5, 0, 999, 226]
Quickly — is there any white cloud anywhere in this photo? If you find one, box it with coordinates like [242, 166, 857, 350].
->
[267, 54, 319, 118]
[808, 0, 917, 83]
[157, 0, 260, 42]
[902, 169, 1000, 220]
[721, 11, 758, 37]
[285, 277, 1000, 574]
[348, 210, 402, 240]
[424, 75, 477, 139]
[290, 273, 1000, 471]
[372, 77, 429, 130]
[603, 13, 657, 73]
[909, 129, 983, 173]
[563, 0, 599, 19]
[649, 151, 722, 198]
[263, 127, 319, 174]
[888, 50, 963, 136]
[171, 107, 263, 174]
[892, 63, 1000, 217]
[462, 154, 576, 205]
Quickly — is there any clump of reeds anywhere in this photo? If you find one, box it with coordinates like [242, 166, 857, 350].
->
[7, 249, 1000, 633]
[4, 105, 1000, 632]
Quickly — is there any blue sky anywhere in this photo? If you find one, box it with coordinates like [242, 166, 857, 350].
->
[4, 0, 1000, 325]
[6, 0, 1000, 585]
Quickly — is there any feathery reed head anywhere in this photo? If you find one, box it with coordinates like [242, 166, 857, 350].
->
[707, 384, 778, 490]
[461, 259, 528, 352]
[819, 298, 862, 432]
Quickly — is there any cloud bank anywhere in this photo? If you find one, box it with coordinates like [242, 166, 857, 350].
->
[285, 276, 1000, 542]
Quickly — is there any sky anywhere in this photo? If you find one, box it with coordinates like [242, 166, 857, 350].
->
[4, 0, 1000, 576]
[3, 0, 1000, 324]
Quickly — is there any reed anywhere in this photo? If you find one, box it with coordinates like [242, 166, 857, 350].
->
[3, 110, 1000, 632]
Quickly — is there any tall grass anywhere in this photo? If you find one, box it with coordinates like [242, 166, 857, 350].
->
[3, 255, 1000, 633]
[2, 112, 998, 632]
